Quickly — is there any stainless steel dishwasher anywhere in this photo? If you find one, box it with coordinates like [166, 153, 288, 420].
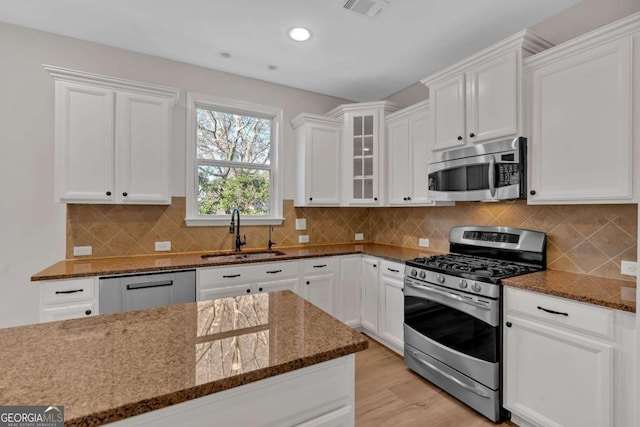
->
[99, 270, 196, 314]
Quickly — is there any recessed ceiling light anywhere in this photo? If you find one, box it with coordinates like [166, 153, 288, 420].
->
[288, 27, 311, 42]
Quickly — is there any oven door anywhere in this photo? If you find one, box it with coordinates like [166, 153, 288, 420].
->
[404, 277, 500, 389]
[428, 151, 523, 202]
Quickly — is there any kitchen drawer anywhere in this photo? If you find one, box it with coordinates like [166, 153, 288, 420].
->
[380, 260, 404, 280]
[40, 302, 96, 323]
[199, 264, 260, 287]
[252, 260, 300, 278]
[303, 257, 338, 275]
[42, 278, 96, 305]
[505, 287, 614, 340]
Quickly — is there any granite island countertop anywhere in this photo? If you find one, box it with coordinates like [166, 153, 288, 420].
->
[0, 291, 368, 426]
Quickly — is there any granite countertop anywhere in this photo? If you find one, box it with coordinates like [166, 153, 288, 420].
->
[31, 243, 439, 281]
[31, 243, 636, 313]
[0, 291, 368, 426]
[502, 270, 636, 313]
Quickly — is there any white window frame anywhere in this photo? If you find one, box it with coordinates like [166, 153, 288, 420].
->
[185, 92, 283, 226]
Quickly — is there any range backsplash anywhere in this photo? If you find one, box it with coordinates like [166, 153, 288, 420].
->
[67, 199, 637, 282]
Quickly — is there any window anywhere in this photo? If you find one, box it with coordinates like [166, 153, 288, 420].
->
[186, 93, 283, 225]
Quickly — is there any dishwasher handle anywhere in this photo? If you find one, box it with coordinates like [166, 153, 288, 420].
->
[126, 280, 174, 291]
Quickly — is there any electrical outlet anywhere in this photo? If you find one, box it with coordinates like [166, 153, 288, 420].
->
[155, 241, 171, 252]
[295, 218, 307, 230]
[419, 238, 430, 248]
[621, 260, 637, 276]
[621, 286, 636, 301]
[355, 233, 364, 241]
[73, 246, 92, 256]
[298, 235, 309, 244]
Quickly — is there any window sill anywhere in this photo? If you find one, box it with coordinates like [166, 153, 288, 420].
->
[185, 217, 284, 227]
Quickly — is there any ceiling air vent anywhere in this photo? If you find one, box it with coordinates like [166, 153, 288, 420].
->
[343, 0, 389, 17]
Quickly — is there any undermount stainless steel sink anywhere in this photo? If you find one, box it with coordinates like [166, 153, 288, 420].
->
[201, 250, 287, 261]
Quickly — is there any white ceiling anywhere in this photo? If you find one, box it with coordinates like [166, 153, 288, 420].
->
[0, 0, 582, 102]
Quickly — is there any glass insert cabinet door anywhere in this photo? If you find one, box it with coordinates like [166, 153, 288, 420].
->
[351, 114, 377, 202]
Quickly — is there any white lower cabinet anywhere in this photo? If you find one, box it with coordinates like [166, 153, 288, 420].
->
[378, 261, 405, 353]
[360, 257, 379, 333]
[503, 287, 635, 427]
[303, 258, 338, 316]
[337, 256, 362, 327]
[39, 277, 98, 323]
[198, 261, 301, 301]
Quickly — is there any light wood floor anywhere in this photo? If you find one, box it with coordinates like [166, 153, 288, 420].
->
[355, 336, 516, 427]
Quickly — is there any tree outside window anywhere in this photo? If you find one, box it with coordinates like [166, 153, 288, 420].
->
[196, 108, 273, 216]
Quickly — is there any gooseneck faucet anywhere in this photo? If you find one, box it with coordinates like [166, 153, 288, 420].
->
[229, 208, 246, 252]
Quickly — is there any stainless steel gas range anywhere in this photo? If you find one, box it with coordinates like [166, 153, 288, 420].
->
[403, 226, 546, 422]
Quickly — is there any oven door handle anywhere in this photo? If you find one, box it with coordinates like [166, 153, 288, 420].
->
[406, 281, 491, 311]
[407, 349, 490, 399]
[488, 154, 496, 198]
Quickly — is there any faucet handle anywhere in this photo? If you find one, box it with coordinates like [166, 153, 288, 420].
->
[241, 235, 247, 246]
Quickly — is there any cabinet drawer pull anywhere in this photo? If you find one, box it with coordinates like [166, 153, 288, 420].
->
[55, 289, 84, 294]
[223, 274, 241, 278]
[126, 280, 173, 291]
[537, 306, 569, 317]
[266, 269, 282, 274]
[313, 264, 327, 268]
[387, 268, 400, 273]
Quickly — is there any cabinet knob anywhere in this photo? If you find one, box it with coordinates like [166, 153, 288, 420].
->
[106, 191, 112, 196]
[246, 289, 251, 293]
[530, 190, 536, 195]
[258, 287, 263, 292]
[407, 196, 411, 201]
[306, 281, 310, 285]
[309, 197, 313, 201]
[122, 192, 128, 197]
[506, 322, 512, 328]
[85, 310, 92, 316]
[469, 133, 476, 138]
[374, 197, 378, 201]
[403, 197, 407, 201]
[373, 264, 377, 268]
[457, 136, 463, 141]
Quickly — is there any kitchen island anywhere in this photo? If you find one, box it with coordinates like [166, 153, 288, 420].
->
[0, 291, 368, 426]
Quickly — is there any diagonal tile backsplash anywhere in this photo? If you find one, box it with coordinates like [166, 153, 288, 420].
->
[67, 199, 637, 282]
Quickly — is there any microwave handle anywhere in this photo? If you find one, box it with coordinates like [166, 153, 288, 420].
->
[488, 155, 496, 197]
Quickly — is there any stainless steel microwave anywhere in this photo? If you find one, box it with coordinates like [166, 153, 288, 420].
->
[428, 137, 526, 202]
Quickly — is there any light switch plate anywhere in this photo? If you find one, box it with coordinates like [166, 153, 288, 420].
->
[355, 233, 364, 241]
[155, 241, 171, 252]
[295, 218, 307, 230]
[298, 235, 309, 243]
[73, 246, 92, 256]
[419, 238, 430, 248]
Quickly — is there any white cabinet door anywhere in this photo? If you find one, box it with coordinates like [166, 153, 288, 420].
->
[429, 75, 466, 151]
[338, 256, 361, 327]
[408, 106, 432, 204]
[387, 117, 411, 205]
[379, 275, 404, 352]
[116, 92, 172, 204]
[344, 110, 381, 205]
[504, 313, 614, 427]
[466, 51, 518, 143]
[199, 284, 254, 301]
[304, 274, 336, 315]
[527, 36, 632, 204]
[54, 81, 115, 203]
[360, 257, 379, 333]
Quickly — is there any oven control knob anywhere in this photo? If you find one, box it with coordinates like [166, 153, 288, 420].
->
[419, 271, 426, 279]
[472, 283, 482, 292]
[436, 274, 445, 284]
[458, 279, 468, 289]
[410, 269, 418, 277]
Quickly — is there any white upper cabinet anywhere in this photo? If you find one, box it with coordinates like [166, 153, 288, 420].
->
[291, 114, 342, 206]
[386, 100, 435, 205]
[327, 101, 399, 206]
[45, 65, 179, 204]
[526, 14, 640, 204]
[422, 30, 553, 151]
